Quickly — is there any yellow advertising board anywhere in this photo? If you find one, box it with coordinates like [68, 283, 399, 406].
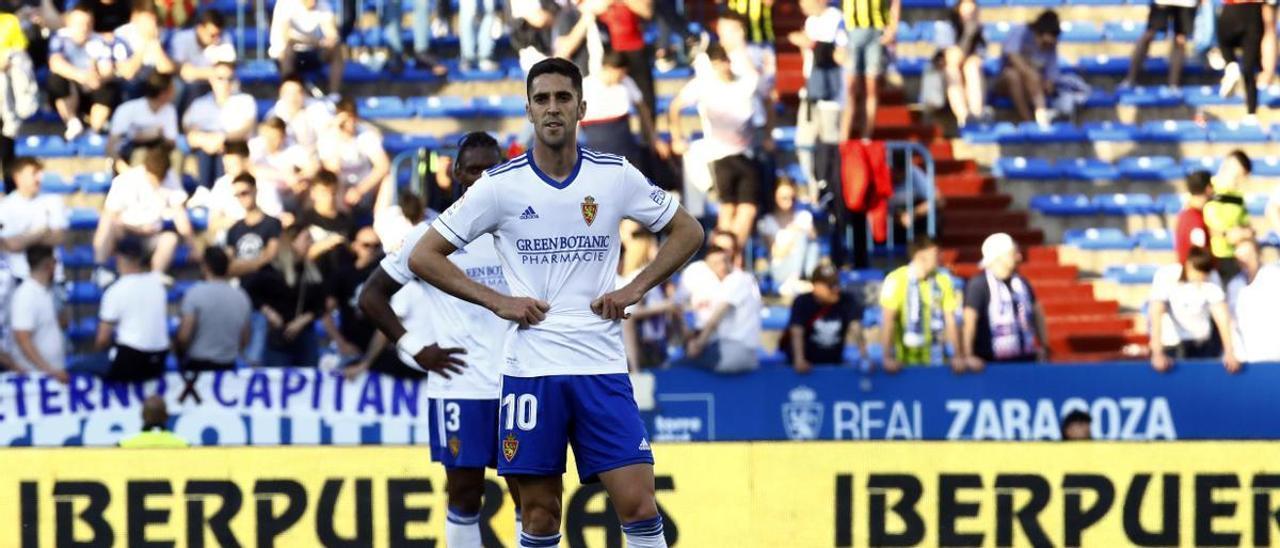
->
[6, 442, 1280, 547]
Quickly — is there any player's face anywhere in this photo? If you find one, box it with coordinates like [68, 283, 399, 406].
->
[454, 147, 503, 188]
[527, 73, 584, 150]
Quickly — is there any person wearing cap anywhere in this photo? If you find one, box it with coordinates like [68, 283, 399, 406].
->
[119, 395, 189, 448]
[962, 233, 1049, 367]
[878, 237, 965, 372]
[95, 237, 171, 382]
[783, 263, 866, 373]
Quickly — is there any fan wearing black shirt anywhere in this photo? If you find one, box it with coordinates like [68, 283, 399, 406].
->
[299, 169, 355, 274]
[325, 227, 416, 378]
[783, 264, 866, 373]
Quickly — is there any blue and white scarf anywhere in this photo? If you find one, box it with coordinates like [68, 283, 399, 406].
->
[903, 266, 945, 349]
[987, 271, 1038, 360]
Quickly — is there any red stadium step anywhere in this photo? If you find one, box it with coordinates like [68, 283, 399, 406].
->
[1041, 299, 1120, 316]
[934, 158, 979, 176]
[871, 123, 942, 141]
[1024, 281, 1098, 303]
[944, 211, 1029, 230]
[938, 228, 1044, 248]
[945, 194, 1013, 211]
[928, 140, 955, 160]
[1045, 316, 1134, 335]
[1048, 330, 1142, 353]
[1051, 351, 1135, 363]
[876, 105, 917, 126]
[935, 174, 995, 196]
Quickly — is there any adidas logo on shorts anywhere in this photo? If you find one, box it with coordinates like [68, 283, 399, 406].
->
[519, 206, 539, 220]
[638, 438, 651, 451]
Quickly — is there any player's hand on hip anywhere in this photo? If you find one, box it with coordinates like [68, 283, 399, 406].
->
[415, 344, 467, 378]
[591, 287, 640, 321]
[494, 295, 550, 328]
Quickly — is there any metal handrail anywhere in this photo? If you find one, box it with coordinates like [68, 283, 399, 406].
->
[876, 140, 938, 251]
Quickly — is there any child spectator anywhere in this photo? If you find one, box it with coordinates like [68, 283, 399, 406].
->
[1175, 170, 1212, 264]
[1148, 246, 1240, 373]
[677, 238, 762, 373]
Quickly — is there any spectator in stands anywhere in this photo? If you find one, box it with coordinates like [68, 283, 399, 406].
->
[1226, 238, 1280, 363]
[299, 170, 355, 271]
[888, 152, 933, 242]
[7, 245, 66, 382]
[652, 0, 699, 71]
[784, 264, 865, 373]
[112, 2, 175, 98]
[670, 43, 761, 247]
[1175, 170, 1213, 264]
[937, 0, 986, 126]
[94, 146, 193, 283]
[204, 147, 285, 236]
[678, 240, 762, 373]
[724, 0, 774, 47]
[553, 0, 603, 74]
[80, 0, 130, 37]
[996, 10, 1060, 126]
[118, 395, 189, 447]
[963, 233, 1049, 367]
[1148, 246, 1240, 373]
[405, 0, 447, 75]
[48, 5, 122, 140]
[95, 238, 170, 381]
[257, 225, 326, 367]
[1217, 0, 1265, 122]
[184, 60, 257, 188]
[176, 247, 251, 371]
[789, 0, 844, 203]
[0, 8, 37, 191]
[702, 12, 776, 150]
[168, 10, 233, 109]
[620, 224, 678, 371]
[1061, 409, 1092, 441]
[838, 0, 899, 140]
[457, 0, 499, 72]
[269, 0, 344, 95]
[757, 179, 818, 296]
[249, 116, 307, 191]
[225, 173, 283, 366]
[1122, 0, 1195, 89]
[581, 52, 663, 168]
[880, 237, 964, 371]
[318, 97, 389, 214]
[323, 227, 397, 373]
[597, 0, 656, 118]
[511, 0, 558, 73]
[266, 77, 334, 149]
[1204, 150, 1254, 281]
[107, 71, 177, 173]
[0, 158, 67, 281]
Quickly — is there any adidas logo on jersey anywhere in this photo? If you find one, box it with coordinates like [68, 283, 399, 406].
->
[638, 439, 651, 451]
[519, 206, 539, 220]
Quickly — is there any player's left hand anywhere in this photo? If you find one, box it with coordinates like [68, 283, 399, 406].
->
[591, 287, 641, 321]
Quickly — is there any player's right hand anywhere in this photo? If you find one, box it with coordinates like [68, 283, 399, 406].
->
[494, 296, 550, 328]
[414, 344, 467, 378]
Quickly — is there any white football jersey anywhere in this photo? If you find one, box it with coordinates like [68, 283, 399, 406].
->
[432, 148, 679, 377]
[383, 221, 506, 399]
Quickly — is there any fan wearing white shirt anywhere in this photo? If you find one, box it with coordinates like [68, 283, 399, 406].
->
[95, 238, 171, 382]
[677, 239, 762, 373]
[183, 61, 258, 187]
[1226, 238, 1280, 363]
[170, 10, 233, 86]
[107, 71, 177, 172]
[47, 5, 123, 139]
[317, 97, 389, 215]
[0, 158, 68, 280]
[269, 0, 344, 94]
[199, 141, 285, 237]
[93, 146, 193, 283]
[580, 51, 665, 169]
[265, 76, 335, 148]
[7, 245, 67, 382]
[1148, 247, 1241, 374]
[113, 4, 176, 89]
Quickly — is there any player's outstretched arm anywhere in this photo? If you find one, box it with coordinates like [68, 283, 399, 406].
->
[409, 228, 549, 328]
[593, 208, 704, 320]
[358, 266, 467, 377]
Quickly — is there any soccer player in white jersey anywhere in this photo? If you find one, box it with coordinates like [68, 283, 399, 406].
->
[408, 58, 704, 548]
[358, 132, 519, 547]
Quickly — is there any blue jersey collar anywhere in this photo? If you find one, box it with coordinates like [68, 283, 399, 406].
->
[526, 147, 583, 189]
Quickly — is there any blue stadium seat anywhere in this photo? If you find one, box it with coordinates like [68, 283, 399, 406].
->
[654, 66, 693, 80]
[471, 95, 529, 118]
[1140, 120, 1208, 142]
[1208, 121, 1270, 143]
[655, 95, 698, 116]
[1155, 194, 1186, 214]
[1082, 90, 1119, 108]
[237, 59, 279, 85]
[1104, 264, 1159, 285]
[840, 269, 885, 286]
[1247, 195, 1270, 216]
[761, 305, 790, 331]
[976, 0, 1005, 7]
[409, 95, 469, 118]
[40, 172, 77, 194]
[896, 21, 920, 42]
[902, 0, 948, 8]
[1117, 156, 1181, 181]
[68, 282, 103, 305]
[1136, 229, 1174, 251]
[358, 96, 416, 119]
[1029, 194, 1097, 216]
[1182, 157, 1221, 175]
[960, 122, 1017, 144]
[1252, 157, 1280, 177]
[1093, 193, 1156, 216]
[1074, 55, 1128, 76]
[188, 207, 209, 232]
[1104, 21, 1146, 42]
[67, 317, 98, 342]
[983, 22, 1014, 43]
[1069, 0, 1128, 5]
[1060, 21, 1104, 42]
[168, 280, 197, 303]
[60, 245, 95, 269]
[1262, 231, 1280, 247]
[17, 135, 75, 157]
[995, 156, 1056, 179]
[1064, 228, 1134, 250]
[383, 133, 442, 155]
[75, 133, 107, 156]
[448, 61, 511, 82]
[1018, 121, 1088, 143]
[1060, 158, 1119, 181]
[1119, 86, 1183, 108]
[895, 58, 928, 77]
[176, 135, 190, 154]
[69, 208, 100, 230]
[1083, 121, 1139, 142]
[1184, 85, 1240, 107]
[256, 98, 275, 121]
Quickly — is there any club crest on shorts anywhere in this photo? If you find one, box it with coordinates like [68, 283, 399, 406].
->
[502, 433, 519, 462]
[448, 436, 461, 458]
[581, 196, 598, 226]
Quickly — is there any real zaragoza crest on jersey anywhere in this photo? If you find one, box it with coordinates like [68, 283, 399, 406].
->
[502, 433, 519, 461]
[581, 195, 598, 226]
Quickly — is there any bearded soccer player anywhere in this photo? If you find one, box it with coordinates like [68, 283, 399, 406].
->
[409, 58, 704, 548]
[358, 132, 518, 547]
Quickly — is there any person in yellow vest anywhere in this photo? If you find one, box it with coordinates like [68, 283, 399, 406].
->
[119, 394, 189, 448]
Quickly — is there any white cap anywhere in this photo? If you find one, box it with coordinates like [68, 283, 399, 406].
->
[980, 232, 1016, 268]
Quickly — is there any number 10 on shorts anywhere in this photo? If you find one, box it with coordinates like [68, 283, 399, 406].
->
[502, 393, 538, 431]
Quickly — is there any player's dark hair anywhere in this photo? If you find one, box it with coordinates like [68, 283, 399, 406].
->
[706, 43, 730, 63]
[602, 51, 628, 70]
[1186, 170, 1212, 196]
[10, 156, 41, 175]
[457, 131, 501, 158]
[909, 237, 938, 258]
[262, 116, 287, 132]
[233, 171, 256, 187]
[197, 9, 225, 29]
[25, 245, 54, 272]
[1060, 410, 1091, 438]
[224, 139, 250, 158]
[526, 57, 583, 100]
[203, 246, 231, 277]
[142, 71, 173, 99]
[1031, 10, 1060, 38]
[1228, 150, 1252, 174]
